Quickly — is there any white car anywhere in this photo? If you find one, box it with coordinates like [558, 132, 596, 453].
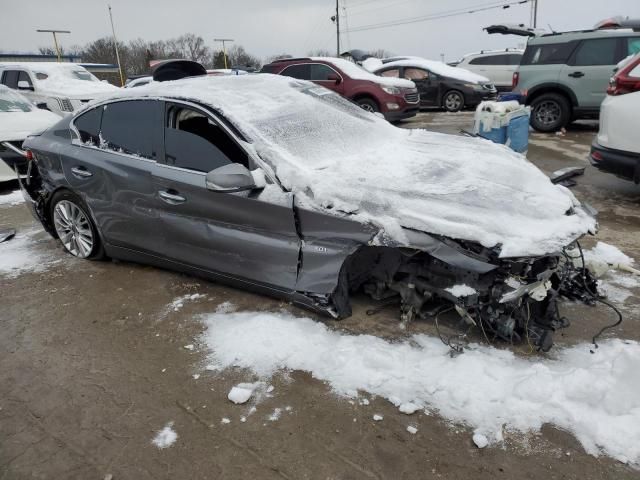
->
[590, 53, 640, 182]
[0, 85, 60, 182]
[0, 62, 118, 116]
[454, 49, 523, 91]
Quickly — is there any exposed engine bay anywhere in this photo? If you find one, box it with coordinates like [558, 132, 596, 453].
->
[336, 237, 602, 353]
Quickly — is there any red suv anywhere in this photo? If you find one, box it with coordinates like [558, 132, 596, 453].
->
[261, 57, 419, 121]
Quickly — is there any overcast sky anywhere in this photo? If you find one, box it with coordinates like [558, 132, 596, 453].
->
[2, 0, 638, 62]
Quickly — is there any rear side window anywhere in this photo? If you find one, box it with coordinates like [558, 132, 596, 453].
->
[100, 100, 160, 159]
[626, 37, 640, 56]
[572, 38, 618, 66]
[469, 55, 506, 65]
[1, 71, 20, 88]
[280, 64, 311, 80]
[521, 42, 576, 65]
[507, 54, 522, 65]
[74, 107, 102, 145]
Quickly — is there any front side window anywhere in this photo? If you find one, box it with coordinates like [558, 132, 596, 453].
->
[100, 100, 160, 159]
[310, 64, 337, 81]
[379, 68, 400, 77]
[404, 68, 429, 80]
[74, 107, 103, 145]
[573, 38, 618, 66]
[1, 71, 20, 89]
[164, 104, 249, 173]
[280, 64, 311, 80]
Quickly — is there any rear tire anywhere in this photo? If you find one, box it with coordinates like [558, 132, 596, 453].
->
[443, 90, 464, 112]
[530, 93, 571, 132]
[356, 97, 380, 113]
[49, 190, 104, 260]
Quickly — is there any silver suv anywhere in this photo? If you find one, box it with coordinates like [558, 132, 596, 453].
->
[512, 28, 640, 132]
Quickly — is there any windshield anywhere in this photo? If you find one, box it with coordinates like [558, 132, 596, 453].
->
[0, 88, 33, 112]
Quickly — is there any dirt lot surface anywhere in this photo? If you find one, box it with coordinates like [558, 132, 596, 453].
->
[1, 111, 639, 479]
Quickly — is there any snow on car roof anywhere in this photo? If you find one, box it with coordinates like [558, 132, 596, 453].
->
[113, 74, 594, 257]
[377, 57, 490, 84]
[310, 57, 416, 89]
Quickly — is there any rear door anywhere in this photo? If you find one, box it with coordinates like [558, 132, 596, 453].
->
[64, 99, 164, 253]
[151, 101, 300, 290]
[310, 63, 345, 95]
[560, 37, 621, 108]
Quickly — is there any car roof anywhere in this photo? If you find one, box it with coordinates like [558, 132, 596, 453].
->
[530, 28, 640, 44]
[0, 62, 87, 72]
[462, 49, 524, 58]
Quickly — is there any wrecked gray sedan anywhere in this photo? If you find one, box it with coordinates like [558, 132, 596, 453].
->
[21, 74, 599, 351]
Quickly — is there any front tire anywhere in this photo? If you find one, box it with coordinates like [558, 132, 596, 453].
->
[443, 90, 464, 112]
[50, 191, 104, 260]
[530, 93, 571, 132]
[356, 97, 380, 113]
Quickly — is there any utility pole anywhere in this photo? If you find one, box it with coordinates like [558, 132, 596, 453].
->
[533, 0, 538, 28]
[107, 5, 125, 87]
[214, 38, 234, 69]
[336, 0, 340, 57]
[36, 29, 70, 62]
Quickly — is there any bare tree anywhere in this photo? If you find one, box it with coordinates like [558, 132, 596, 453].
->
[368, 48, 394, 59]
[307, 49, 332, 57]
[265, 53, 293, 63]
[226, 45, 261, 69]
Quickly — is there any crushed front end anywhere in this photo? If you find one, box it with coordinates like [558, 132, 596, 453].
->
[339, 231, 599, 352]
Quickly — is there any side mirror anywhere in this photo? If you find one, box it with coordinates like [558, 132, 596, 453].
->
[205, 163, 256, 193]
[36, 102, 50, 110]
[17, 80, 33, 91]
[327, 73, 341, 85]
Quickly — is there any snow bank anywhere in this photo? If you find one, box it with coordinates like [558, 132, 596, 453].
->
[0, 190, 24, 206]
[0, 228, 60, 277]
[584, 242, 634, 269]
[152, 422, 177, 449]
[117, 74, 595, 257]
[310, 57, 415, 88]
[375, 57, 490, 84]
[202, 309, 640, 466]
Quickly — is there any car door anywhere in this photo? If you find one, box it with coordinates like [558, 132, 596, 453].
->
[151, 101, 301, 290]
[402, 67, 436, 106]
[560, 37, 621, 108]
[310, 63, 345, 95]
[63, 99, 165, 253]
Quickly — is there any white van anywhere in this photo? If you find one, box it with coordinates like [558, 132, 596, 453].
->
[0, 63, 118, 116]
[454, 49, 523, 91]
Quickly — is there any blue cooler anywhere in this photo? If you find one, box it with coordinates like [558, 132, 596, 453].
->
[473, 101, 530, 154]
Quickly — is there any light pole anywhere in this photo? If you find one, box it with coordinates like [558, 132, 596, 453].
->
[108, 5, 125, 87]
[214, 38, 234, 69]
[36, 29, 71, 62]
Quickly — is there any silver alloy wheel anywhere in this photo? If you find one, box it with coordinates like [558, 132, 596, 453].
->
[444, 92, 463, 111]
[53, 200, 94, 258]
[359, 102, 375, 112]
[534, 100, 561, 128]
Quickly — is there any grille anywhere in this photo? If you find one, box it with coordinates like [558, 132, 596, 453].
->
[57, 98, 74, 112]
[404, 92, 420, 103]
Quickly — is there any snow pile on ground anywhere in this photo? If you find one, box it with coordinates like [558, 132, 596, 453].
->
[202, 309, 640, 466]
[584, 242, 634, 271]
[0, 228, 60, 278]
[375, 57, 490, 84]
[151, 422, 177, 449]
[228, 382, 264, 404]
[0, 190, 24, 206]
[168, 293, 206, 312]
[123, 74, 595, 258]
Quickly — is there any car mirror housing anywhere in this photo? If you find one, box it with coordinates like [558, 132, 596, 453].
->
[17, 80, 33, 91]
[205, 163, 256, 193]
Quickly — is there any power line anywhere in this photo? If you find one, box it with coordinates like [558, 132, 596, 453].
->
[343, 0, 531, 33]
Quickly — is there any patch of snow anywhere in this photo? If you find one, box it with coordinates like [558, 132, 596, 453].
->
[203, 310, 640, 466]
[151, 422, 177, 449]
[361, 57, 383, 72]
[373, 414, 384, 421]
[169, 293, 206, 312]
[406, 425, 418, 435]
[183, 344, 195, 351]
[375, 57, 490, 84]
[221, 417, 231, 424]
[228, 383, 260, 404]
[360, 398, 370, 406]
[444, 284, 477, 298]
[399, 402, 420, 414]
[584, 242, 634, 270]
[115, 74, 595, 258]
[0, 228, 61, 278]
[268, 408, 282, 421]
[473, 432, 489, 449]
[0, 190, 24, 206]
[192, 374, 200, 380]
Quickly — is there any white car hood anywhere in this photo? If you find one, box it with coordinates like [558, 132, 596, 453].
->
[117, 75, 595, 258]
[0, 108, 60, 142]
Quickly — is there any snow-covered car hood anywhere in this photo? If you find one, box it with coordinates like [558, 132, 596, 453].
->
[376, 57, 490, 84]
[0, 108, 60, 142]
[40, 81, 119, 99]
[116, 74, 595, 258]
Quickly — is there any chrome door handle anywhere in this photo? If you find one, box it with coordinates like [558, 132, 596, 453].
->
[158, 190, 186, 204]
[71, 166, 92, 178]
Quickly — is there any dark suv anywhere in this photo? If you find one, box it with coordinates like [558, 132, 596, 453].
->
[261, 57, 419, 121]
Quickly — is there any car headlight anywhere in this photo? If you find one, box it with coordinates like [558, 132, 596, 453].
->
[465, 83, 484, 90]
[381, 86, 401, 95]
